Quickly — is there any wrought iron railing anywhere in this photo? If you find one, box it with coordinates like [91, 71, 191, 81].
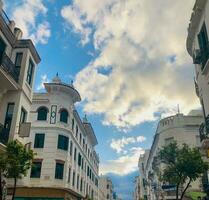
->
[0, 52, 19, 82]
[199, 115, 209, 141]
[0, 123, 9, 145]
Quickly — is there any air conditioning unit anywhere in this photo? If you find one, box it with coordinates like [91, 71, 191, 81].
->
[193, 49, 202, 64]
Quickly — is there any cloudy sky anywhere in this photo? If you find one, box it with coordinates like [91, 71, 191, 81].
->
[4, 0, 199, 199]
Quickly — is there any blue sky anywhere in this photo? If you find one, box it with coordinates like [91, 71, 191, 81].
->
[4, 0, 199, 199]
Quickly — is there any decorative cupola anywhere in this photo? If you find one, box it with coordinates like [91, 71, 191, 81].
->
[44, 73, 81, 103]
[52, 73, 61, 84]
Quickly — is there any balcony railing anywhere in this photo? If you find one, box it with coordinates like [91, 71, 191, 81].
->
[0, 123, 9, 145]
[0, 52, 19, 82]
[199, 115, 209, 141]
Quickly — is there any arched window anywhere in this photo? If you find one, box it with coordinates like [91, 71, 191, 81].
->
[60, 109, 69, 123]
[37, 107, 48, 121]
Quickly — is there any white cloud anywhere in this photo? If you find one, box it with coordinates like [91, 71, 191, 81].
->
[36, 74, 49, 91]
[100, 147, 145, 175]
[61, 0, 199, 130]
[11, 0, 51, 44]
[110, 136, 146, 154]
[30, 22, 51, 44]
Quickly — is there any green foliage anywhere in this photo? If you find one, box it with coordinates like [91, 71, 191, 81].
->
[186, 191, 206, 200]
[0, 140, 34, 200]
[157, 141, 208, 200]
[6, 140, 34, 179]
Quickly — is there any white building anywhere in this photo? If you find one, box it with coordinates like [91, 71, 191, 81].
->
[138, 150, 150, 200]
[99, 176, 114, 200]
[143, 111, 203, 200]
[134, 176, 140, 200]
[0, 0, 40, 151]
[186, 0, 209, 192]
[15, 76, 100, 200]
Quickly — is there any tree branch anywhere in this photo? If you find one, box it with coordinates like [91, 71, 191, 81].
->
[180, 178, 192, 200]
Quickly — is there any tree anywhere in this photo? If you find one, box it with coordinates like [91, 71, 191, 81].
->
[157, 142, 208, 200]
[5, 140, 34, 200]
[0, 151, 7, 200]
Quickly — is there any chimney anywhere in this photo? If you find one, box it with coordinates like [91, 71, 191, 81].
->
[14, 27, 23, 40]
[8, 20, 15, 33]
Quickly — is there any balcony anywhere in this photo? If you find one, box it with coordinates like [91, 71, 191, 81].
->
[192, 44, 209, 73]
[0, 52, 19, 82]
[199, 115, 209, 142]
[0, 123, 9, 145]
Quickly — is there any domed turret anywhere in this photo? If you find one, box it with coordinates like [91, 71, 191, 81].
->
[52, 73, 61, 84]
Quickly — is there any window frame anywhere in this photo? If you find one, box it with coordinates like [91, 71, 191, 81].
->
[15, 52, 23, 77]
[26, 58, 34, 86]
[37, 106, 48, 121]
[57, 135, 69, 151]
[30, 161, 42, 178]
[34, 133, 45, 148]
[20, 107, 27, 124]
[55, 162, 64, 180]
[60, 109, 69, 123]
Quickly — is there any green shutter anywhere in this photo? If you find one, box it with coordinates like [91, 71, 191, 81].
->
[55, 163, 64, 179]
[60, 110, 68, 123]
[57, 135, 69, 151]
[30, 162, 42, 178]
[34, 134, 45, 148]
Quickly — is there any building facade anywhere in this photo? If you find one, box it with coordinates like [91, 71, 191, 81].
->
[138, 150, 150, 200]
[139, 111, 203, 200]
[14, 76, 99, 200]
[134, 176, 140, 200]
[99, 177, 114, 200]
[186, 0, 209, 192]
[0, 1, 40, 151]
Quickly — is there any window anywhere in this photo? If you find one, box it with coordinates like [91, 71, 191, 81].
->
[107, 184, 109, 189]
[78, 153, 82, 166]
[55, 162, 64, 179]
[76, 125, 78, 138]
[4, 103, 14, 131]
[80, 178, 83, 192]
[95, 178, 98, 187]
[72, 171, 75, 186]
[79, 133, 82, 144]
[198, 22, 209, 69]
[70, 141, 73, 156]
[57, 135, 69, 151]
[34, 133, 45, 148]
[77, 174, 79, 190]
[30, 161, 42, 178]
[19, 107, 27, 124]
[26, 59, 34, 86]
[87, 166, 89, 176]
[37, 107, 48, 121]
[15, 52, 23, 76]
[81, 158, 84, 170]
[72, 118, 74, 131]
[60, 109, 68, 123]
[68, 167, 71, 183]
[107, 194, 109, 199]
[74, 147, 77, 161]
[0, 37, 6, 62]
